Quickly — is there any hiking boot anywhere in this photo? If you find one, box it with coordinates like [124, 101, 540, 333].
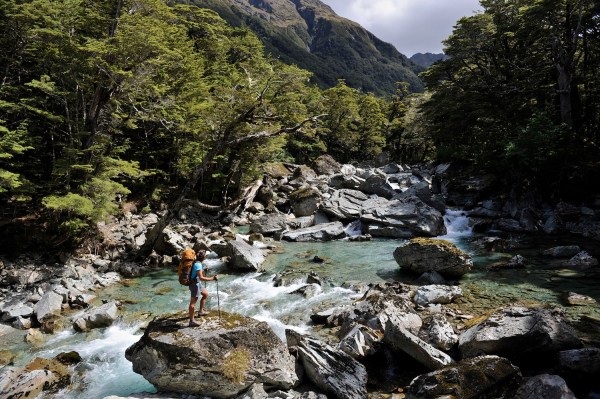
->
[197, 311, 208, 316]
[188, 320, 200, 327]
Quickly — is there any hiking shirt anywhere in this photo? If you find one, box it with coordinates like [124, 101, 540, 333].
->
[190, 261, 204, 280]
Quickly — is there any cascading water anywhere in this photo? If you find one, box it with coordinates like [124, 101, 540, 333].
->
[442, 209, 473, 239]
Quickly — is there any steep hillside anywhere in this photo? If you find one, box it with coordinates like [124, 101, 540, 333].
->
[181, 0, 425, 95]
[410, 52, 449, 68]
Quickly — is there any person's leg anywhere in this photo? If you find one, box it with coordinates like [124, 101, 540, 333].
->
[188, 296, 198, 322]
[198, 288, 209, 315]
[188, 283, 200, 326]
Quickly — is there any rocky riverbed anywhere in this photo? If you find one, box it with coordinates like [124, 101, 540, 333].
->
[1, 157, 600, 398]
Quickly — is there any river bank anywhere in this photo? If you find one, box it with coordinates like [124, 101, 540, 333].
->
[1, 159, 600, 398]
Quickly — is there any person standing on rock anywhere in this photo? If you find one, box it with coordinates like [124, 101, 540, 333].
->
[188, 250, 219, 327]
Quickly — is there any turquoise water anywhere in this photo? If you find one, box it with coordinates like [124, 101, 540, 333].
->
[3, 212, 600, 397]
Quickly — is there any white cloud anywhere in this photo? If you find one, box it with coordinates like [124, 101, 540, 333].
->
[321, 0, 482, 56]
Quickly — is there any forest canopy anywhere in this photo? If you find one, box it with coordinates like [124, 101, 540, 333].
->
[0, 0, 599, 248]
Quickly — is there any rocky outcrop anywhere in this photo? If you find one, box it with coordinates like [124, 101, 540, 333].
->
[337, 324, 381, 359]
[405, 356, 521, 399]
[125, 312, 298, 398]
[312, 155, 341, 176]
[281, 222, 346, 242]
[458, 307, 582, 359]
[361, 197, 446, 238]
[286, 330, 367, 399]
[33, 290, 63, 323]
[394, 238, 472, 277]
[290, 187, 322, 217]
[421, 314, 458, 352]
[321, 189, 368, 220]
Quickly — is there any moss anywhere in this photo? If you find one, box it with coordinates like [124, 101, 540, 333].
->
[0, 350, 15, 366]
[222, 347, 251, 384]
[410, 238, 465, 255]
[290, 186, 319, 201]
[262, 162, 290, 178]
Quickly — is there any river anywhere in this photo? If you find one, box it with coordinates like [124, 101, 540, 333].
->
[4, 210, 600, 398]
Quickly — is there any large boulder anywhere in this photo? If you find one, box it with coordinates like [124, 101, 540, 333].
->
[543, 245, 581, 258]
[249, 214, 289, 235]
[384, 319, 454, 370]
[286, 330, 367, 399]
[394, 238, 472, 278]
[405, 356, 522, 399]
[226, 239, 267, 272]
[321, 189, 369, 220]
[359, 175, 397, 199]
[125, 312, 298, 398]
[73, 301, 120, 332]
[312, 155, 342, 175]
[513, 374, 576, 399]
[281, 222, 346, 242]
[289, 187, 322, 217]
[413, 285, 463, 306]
[458, 307, 582, 359]
[33, 290, 63, 322]
[0, 356, 73, 399]
[361, 197, 446, 238]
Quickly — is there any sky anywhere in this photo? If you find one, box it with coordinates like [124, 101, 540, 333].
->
[319, 0, 482, 56]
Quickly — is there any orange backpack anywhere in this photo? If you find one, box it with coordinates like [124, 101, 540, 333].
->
[177, 248, 196, 285]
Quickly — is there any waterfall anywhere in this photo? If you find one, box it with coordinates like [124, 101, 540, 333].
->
[442, 209, 473, 239]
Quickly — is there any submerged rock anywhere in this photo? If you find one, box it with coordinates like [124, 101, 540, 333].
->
[562, 251, 599, 270]
[458, 307, 582, 359]
[543, 245, 581, 258]
[125, 311, 298, 398]
[405, 355, 521, 399]
[564, 291, 597, 306]
[394, 238, 472, 278]
[413, 285, 463, 306]
[286, 330, 367, 399]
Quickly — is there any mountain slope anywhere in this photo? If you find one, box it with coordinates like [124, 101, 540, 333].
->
[181, 0, 425, 95]
[410, 53, 449, 68]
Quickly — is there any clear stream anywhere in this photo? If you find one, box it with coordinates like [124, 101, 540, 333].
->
[3, 210, 600, 398]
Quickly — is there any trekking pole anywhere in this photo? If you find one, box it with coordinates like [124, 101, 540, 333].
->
[216, 276, 221, 322]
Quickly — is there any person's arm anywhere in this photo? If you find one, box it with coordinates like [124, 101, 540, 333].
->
[198, 267, 218, 282]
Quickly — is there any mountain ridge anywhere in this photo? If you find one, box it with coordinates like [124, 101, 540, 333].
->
[181, 0, 425, 95]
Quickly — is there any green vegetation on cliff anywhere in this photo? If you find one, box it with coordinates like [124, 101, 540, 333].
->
[181, 0, 425, 96]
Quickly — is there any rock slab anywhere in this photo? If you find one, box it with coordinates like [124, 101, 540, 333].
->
[125, 312, 298, 398]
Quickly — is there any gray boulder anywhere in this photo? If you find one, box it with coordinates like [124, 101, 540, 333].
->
[1, 304, 33, 322]
[322, 189, 369, 220]
[384, 319, 454, 370]
[458, 307, 582, 359]
[556, 347, 600, 376]
[337, 324, 381, 359]
[33, 290, 63, 322]
[562, 251, 598, 269]
[73, 301, 119, 332]
[286, 330, 367, 399]
[227, 239, 267, 272]
[282, 222, 346, 242]
[405, 356, 521, 399]
[290, 187, 321, 217]
[394, 238, 472, 278]
[249, 214, 289, 235]
[126, 312, 298, 398]
[543, 245, 581, 258]
[422, 314, 458, 351]
[361, 197, 446, 237]
[312, 154, 341, 175]
[513, 374, 576, 399]
[413, 285, 463, 306]
[0, 357, 73, 399]
[359, 175, 397, 199]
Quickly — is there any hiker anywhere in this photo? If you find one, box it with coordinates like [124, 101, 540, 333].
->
[188, 250, 219, 327]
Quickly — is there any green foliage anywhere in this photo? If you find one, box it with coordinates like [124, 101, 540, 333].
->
[422, 0, 600, 194]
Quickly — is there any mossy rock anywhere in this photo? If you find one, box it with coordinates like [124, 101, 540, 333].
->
[262, 162, 290, 178]
[394, 238, 473, 278]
